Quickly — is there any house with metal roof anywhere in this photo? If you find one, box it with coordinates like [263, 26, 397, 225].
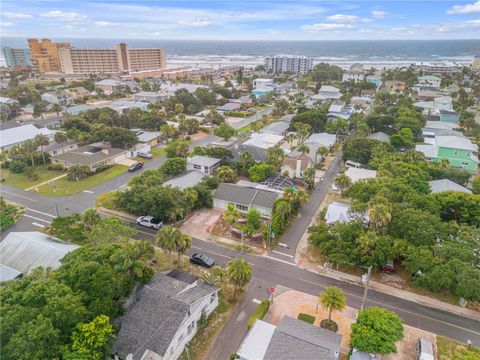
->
[241, 133, 285, 161]
[237, 316, 342, 360]
[113, 270, 219, 360]
[344, 167, 377, 183]
[213, 183, 279, 217]
[260, 121, 290, 136]
[187, 155, 221, 175]
[429, 179, 472, 194]
[418, 75, 441, 88]
[291, 132, 336, 163]
[367, 132, 390, 143]
[0, 124, 55, 151]
[325, 202, 367, 225]
[163, 170, 206, 190]
[0, 232, 79, 282]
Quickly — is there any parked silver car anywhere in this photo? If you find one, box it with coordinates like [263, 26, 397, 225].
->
[136, 215, 163, 230]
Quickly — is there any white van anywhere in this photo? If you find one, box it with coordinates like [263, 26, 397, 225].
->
[345, 160, 362, 168]
[417, 338, 435, 360]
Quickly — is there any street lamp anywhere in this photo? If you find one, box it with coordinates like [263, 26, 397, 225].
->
[51, 185, 59, 217]
[360, 265, 372, 311]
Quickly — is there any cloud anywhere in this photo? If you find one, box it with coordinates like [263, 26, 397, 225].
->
[3, 12, 32, 19]
[467, 19, 480, 24]
[267, 28, 281, 35]
[372, 11, 389, 18]
[177, 18, 213, 27]
[41, 10, 88, 22]
[94, 21, 136, 28]
[447, 1, 480, 14]
[326, 14, 371, 23]
[302, 23, 353, 31]
[0, 21, 14, 26]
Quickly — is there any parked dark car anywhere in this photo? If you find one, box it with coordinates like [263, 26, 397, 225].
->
[137, 151, 153, 159]
[381, 260, 396, 274]
[189, 252, 215, 268]
[128, 162, 144, 172]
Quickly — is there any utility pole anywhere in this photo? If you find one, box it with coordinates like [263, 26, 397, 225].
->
[51, 185, 59, 217]
[361, 266, 372, 311]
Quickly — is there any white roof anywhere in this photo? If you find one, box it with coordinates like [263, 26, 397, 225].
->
[160, 82, 205, 94]
[325, 202, 352, 224]
[237, 320, 276, 360]
[424, 121, 456, 130]
[429, 179, 472, 194]
[243, 133, 284, 149]
[0, 97, 18, 104]
[95, 79, 121, 86]
[0, 232, 79, 278]
[318, 85, 340, 93]
[132, 129, 158, 143]
[435, 136, 478, 151]
[345, 167, 377, 183]
[187, 155, 221, 167]
[305, 133, 337, 148]
[367, 132, 390, 143]
[328, 104, 344, 113]
[415, 144, 438, 158]
[434, 96, 452, 104]
[163, 170, 205, 190]
[1, 124, 54, 149]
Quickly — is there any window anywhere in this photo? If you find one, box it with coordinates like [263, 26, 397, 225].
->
[204, 166, 209, 173]
[454, 150, 458, 156]
[235, 204, 248, 212]
[178, 332, 185, 344]
[210, 293, 216, 303]
[193, 164, 201, 170]
[187, 322, 195, 335]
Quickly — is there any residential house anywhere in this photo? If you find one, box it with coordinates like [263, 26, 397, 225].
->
[0, 124, 55, 152]
[345, 167, 377, 183]
[252, 78, 276, 97]
[418, 75, 441, 88]
[43, 139, 78, 156]
[367, 132, 390, 143]
[260, 121, 290, 137]
[186, 155, 221, 175]
[0, 97, 18, 106]
[327, 103, 355, 121]
[94, 79, 123, 93]
[439, 110, 460, 124]
[41, 91, 73, 106]
[131, 129, 160, 147]
[350, 63, 364, 72]
[415, 135, 479, 172]
[350, 96, 371, 107]
[280, 153, 312, 178]
[429, 179, 472, 194]
[237, 316, 342, 360]
[313, 86, 342, 101]
[64, 86, 91, 101]
[163, 170, 206, 190]
[64, 104, 94, 116]
[325, 202, 366, 225]
[51, 143, 130, 170]
[366, 75, 381, 88]
[113, 270, 219, 360]
[217, 102, 242, 113]
[159, 82, 206, 95]
[104, 100, 149, 113]
[133, 91, 168, 103]
[241, 133, 285, 161]
[297, 133, 336, 163]
[434, 96, 453, 111]
[385, 80, 406, 93]
[342, 72, 364, 83]
[0, 232, 79, 282]
[213, 183, 279, 218]
[415, 87, 443, 100]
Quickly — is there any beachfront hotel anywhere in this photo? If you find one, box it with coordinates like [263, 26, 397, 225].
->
[264, 55, 313, 75]
[26, 39, 166, 74]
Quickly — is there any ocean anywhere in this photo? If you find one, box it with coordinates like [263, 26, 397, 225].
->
[1, 37, 479, 69]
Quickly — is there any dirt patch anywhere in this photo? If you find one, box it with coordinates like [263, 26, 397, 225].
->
[180, 208, 223, 241]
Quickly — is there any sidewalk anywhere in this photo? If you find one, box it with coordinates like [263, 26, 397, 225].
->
[24, 173, 68, 191]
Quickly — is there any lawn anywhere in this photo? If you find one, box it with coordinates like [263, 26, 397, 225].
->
[436, 336, 480, 360]
[238, 123, 252, 133]
[2, 165, 65, 190]
[151, 148, 166, 157]
[33, 165, 127, 196]
[95, 191, 120, 210]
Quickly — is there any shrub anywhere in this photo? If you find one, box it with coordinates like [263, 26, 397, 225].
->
[8, 160, 27, 173]
[67, 165, 93, 181]
[48, 163, 64, 171]
[0, 214, 15, 230]
[298, 313, 315, 324]
[320, 319, 338, 332]
[95, 164, 112, 174]
[247, 300, 270, 330]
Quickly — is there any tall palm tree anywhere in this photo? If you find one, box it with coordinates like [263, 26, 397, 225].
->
[216, 166, 236, 183]
[82, 208, 101, 230]
[319, 286, 346, 322]
[51, 104, 62, 116]
[367, 202, 392, 232]
[35, 134, 50, 165]
[315, 146, 328, 167]
[22, 139, 38, 167]
[223, 203, 240, 228]
[110, 240, 154, 280]
[156, 226, 183, 269]
[176, 234, 192, 267]
[282, 187, 309, 204]
[335, 174, 352, 191]
[226, 258, 252, 299]
[297, 144, 310, 155]
[54, 131, 68, 154]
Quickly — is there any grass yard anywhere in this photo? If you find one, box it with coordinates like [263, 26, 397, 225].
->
[1, 165, 65, 190]
[95, 191, 120, 210]
[33, 165, 127, 196]
[436, 336, 480, 360]
[150, 148, 166, 157]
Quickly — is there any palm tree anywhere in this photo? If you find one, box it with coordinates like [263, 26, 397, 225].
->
[22, 139, 38, 167]
[282, 187, 309, 204]
[156, 226, 183, 269]
[250, 120, 262, 133]
[216, 166, 236, 183]
[110, 240, 154, 280]
[82, 208, 101, 230]
[319, 286, 346, 322]
[35, 134, 50, 165]
[51, 104, 62, 116]
[367, 202, 392, 232]
[202, 265, 226, 287]
[227, 258, 252, 299]
[297, 144, 310, 155]
[335, 174, 352, 191]
[315, 146, 328, 167]
[54, 131, 68, 154]
[223, 203, 240, 229]
[160, 125, 177, 141]
[176, 234, 192, 267]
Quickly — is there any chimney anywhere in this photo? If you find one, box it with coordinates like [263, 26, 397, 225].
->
[101, 148, 109, 155]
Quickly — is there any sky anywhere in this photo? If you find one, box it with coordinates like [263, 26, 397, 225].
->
[1, 0, 479, 41]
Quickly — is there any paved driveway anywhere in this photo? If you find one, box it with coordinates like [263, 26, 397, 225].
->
[180, 208, 223, 241]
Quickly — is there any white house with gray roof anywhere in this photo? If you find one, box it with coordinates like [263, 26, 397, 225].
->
[163, 170, 206, 190]
[260, 121, 290, 136]
[187, 155, 221, 175]
[237, 316, 342, 360]
[113, 270, 219, 360]
[0, 124, 55, 152]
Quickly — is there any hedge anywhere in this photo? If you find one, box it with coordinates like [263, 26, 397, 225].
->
[247, 300, 270, 330]
[297, 313, 315, 324]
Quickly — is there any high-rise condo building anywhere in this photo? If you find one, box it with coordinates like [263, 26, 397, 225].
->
[59, 43, 166, 74]
[27, 39, 70, 72]
[2, 47, 32, 71]
[264, 55, 313, 75]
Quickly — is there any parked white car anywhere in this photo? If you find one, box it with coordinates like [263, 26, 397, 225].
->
[136, 216, 163, 230]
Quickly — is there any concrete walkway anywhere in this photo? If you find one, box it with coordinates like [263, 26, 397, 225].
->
[24, 173, 68, 191]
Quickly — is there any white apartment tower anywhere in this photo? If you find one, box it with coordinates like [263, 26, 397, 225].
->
[264, 55, 313, 75]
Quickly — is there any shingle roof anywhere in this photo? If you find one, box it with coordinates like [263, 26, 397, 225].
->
[113, 271, 218, 359]
[264, 316, 342, 360]
[214, 183, 279, 210]
[429, 179, 472, 194]
[163, 170, 205, 190]
[1, 124, 54, 149]
[0, 232, 79, 278]
[260, 121, 289, 135]
[187, 155, 221, 167]
[52, 144, 128, 166]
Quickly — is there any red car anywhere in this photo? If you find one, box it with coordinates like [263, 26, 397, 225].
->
[381, 260, 396, 274]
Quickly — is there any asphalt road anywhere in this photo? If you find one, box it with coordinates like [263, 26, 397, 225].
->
[1, 104, 480, 358]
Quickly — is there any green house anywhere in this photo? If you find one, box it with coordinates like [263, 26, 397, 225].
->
[439, 110, 460, 124]
[416, 135, 479, 173]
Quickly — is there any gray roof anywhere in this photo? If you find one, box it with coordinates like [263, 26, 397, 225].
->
[163, 170, 205, 190]
[264, 316, 342, 360]
[429, 179, 472, 194]
[214, 183, 279, 210]
[64, 104, 94, 115]
[52, 144, 128, 166]
[0, 264, 22, 282]
[44, 139, 77, 152]
[0, 232, 79, 279]
[367, 132, 390, 143]
[217, 102, 241, 111]
[279, 114, 293, 124]
[113, 270, 218, 359]
[0, 124, 54, 149]
[187, 155, 221, 167]
[260, 121, 289, 135]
